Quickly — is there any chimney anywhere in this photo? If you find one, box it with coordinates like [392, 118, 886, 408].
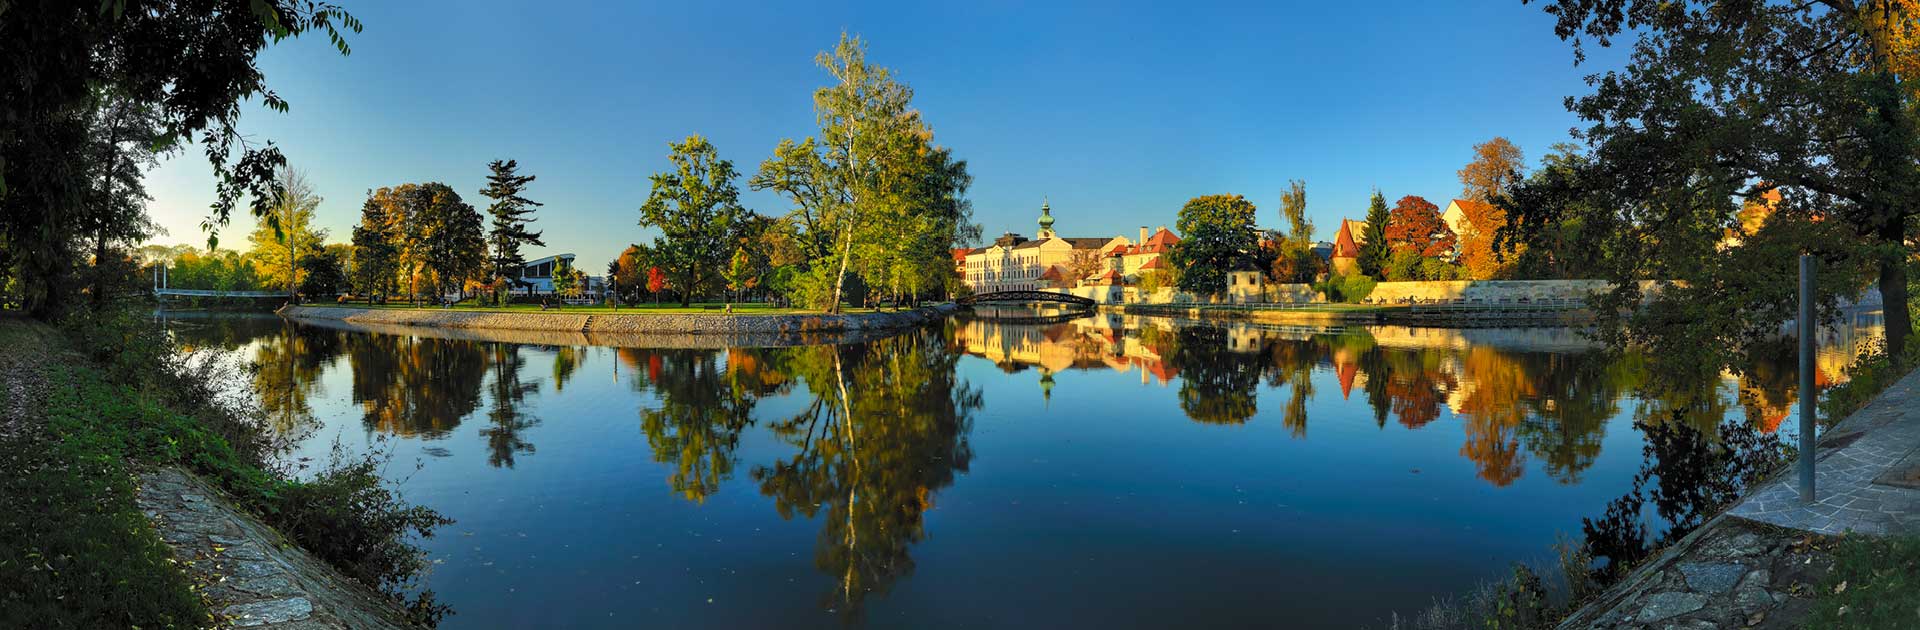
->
[1139, 226, 1148, 246]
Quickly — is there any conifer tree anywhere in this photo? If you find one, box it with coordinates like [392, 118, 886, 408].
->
[480, 159, 545, 302]
[1357, 189, 1391, 279]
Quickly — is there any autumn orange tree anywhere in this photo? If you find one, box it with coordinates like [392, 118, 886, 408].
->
[1384, 195, 1456, 258]
[1456, 137, 1526, 279]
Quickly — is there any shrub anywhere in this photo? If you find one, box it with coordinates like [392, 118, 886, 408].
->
[1385, 250, 1424, 281]
[1818, 340, 1918, 427]
[1482, 564, 1549, 630]
[51, 307, 451, 623]
[1315, 273, 1377, 303]
[274, 442, 453, 624]
[1421, 257, 1462, 281]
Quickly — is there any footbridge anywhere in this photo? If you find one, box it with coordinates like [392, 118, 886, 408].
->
[958, 290, 1095, 308]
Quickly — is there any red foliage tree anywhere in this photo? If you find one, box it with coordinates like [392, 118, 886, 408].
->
[645, 267, 668, 298]
[1384, 195, 1457, 258]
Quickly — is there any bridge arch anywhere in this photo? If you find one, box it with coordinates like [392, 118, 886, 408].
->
[957, 290, 1095, 308]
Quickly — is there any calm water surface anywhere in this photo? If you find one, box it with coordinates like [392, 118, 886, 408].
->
[165, 311, 1881, 628]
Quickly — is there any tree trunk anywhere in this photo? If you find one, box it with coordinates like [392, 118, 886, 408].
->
[1879, 245, 1910, 361]
[829, 233, 853, 314]
[92, 116, 118, 310]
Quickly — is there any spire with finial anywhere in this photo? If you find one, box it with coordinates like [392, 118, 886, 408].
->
[1037, 197, 1056, 238]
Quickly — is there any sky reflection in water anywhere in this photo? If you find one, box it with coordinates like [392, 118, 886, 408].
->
[165, 311, 1881, 628]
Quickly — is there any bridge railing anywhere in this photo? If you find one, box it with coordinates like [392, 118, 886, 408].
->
[155, 288, 285, 298]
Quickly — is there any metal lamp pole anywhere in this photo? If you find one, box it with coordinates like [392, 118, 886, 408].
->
[1798, 254, 1817, 503]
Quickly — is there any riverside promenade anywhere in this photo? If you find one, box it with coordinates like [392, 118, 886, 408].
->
[1558, 367, 1920, 629]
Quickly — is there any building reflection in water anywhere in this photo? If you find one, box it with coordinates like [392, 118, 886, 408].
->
[183, 308, 1882, 621]
[952, 313, 1881, 489]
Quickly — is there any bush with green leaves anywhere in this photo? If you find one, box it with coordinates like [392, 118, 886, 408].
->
[49, 307, 451, 623]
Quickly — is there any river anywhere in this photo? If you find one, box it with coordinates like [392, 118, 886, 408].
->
[162, 309, 1883, 628]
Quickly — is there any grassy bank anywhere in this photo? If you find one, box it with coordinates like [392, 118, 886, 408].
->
[1806, 534, 1920, 628]
[0, 310, 449, 627]
[0, 321, 208, 627]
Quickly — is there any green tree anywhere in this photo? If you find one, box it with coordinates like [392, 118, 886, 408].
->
[82, 93, 166, 308]
[245, 168, 327, 303]
[1529, 0, 1920, 360]
[1167, 194, 1259, 296]
[638, 135, 745, 307]
[413, 183, 486, 303]
[480, 159, 545, 302]
[725, 247, 756, 306]
[1267, 179, 1323, 283]
[1358, 189, 1392, 279]
[349, 194, 398, 301]
[298, 244, 348, 299]
[1279, 179, 1312, 247]
[550, 257, 577, 304]
[0, 1, 360, 316]
[751, 34, 973, 312]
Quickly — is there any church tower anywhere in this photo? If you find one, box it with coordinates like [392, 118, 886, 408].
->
[1036, 198, 1056, 239]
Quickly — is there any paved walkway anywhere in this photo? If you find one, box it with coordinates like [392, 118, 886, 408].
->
[1727, 366, 1920, 535]
[136, 468, 415, 629]
[1558, 366, 1920, 629]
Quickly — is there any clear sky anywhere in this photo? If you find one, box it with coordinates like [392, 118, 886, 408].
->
[143, 0, 1627, 271]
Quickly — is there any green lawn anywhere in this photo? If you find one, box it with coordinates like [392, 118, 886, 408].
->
[1804, 534, 1920, 628]
[302, 301, 904, 315]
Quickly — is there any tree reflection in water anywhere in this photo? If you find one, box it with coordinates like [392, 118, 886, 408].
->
[482, 343, 542, 468]
[347, 334, 488, 438]
[193, 314, 1848, 618]
[953, 318, 1810, 493]
[250, 320, 343, 438]
[627, 328, 981, 617]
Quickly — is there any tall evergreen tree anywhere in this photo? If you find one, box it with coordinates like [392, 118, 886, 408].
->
[350, 193, 399, 301]
[480, 159, 545, 301]
[1358, 189, 1391, 279]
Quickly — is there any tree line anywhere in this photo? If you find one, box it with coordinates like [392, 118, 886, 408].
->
[0, 1, 360, 317]
[616, 34, 979, 311]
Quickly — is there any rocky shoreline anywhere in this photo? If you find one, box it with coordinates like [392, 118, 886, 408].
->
[1555, 366, 1920, 629]
[280, 303, 958, 336]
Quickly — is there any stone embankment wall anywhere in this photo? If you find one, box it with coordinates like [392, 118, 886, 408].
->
[281, 304, 957, 336]
[1060, 280, 1660, 305]
[137, 468, 414, 629]
[1361, 279, 1663, 303]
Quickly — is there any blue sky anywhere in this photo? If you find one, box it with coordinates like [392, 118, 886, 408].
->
[144, 0, 1626, 270]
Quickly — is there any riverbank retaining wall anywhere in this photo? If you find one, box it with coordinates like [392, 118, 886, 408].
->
[281, 303, 958, 335]
[1061, 279, 1659, 305]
